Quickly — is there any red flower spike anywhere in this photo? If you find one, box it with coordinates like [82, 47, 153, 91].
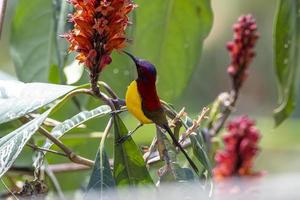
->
[63, 0, 137, 72]
[226, 15, 259, 90]
[213, 116, 261, 180]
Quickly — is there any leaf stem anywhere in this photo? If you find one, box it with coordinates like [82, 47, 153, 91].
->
[26, 143, 67, 157]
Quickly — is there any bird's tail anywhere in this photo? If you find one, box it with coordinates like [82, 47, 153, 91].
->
[162, 125, 199, 174]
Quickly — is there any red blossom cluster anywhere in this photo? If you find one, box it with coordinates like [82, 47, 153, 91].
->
[213, 116, 261, 180]
[227, 15, 259, 90]
[64, 0, 136, 72]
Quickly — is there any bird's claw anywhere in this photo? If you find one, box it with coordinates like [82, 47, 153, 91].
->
[117, 132, 132, 144]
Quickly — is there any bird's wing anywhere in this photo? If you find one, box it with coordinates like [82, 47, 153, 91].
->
[141, 106, 168, 127]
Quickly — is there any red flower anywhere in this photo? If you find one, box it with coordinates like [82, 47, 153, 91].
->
[213, 116, 261, 180]
[63, 0, 136, 72]
[226, 15, 259, 90]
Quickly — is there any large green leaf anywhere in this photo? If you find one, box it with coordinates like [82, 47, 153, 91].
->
[132, 0, 213, 100]
[0, 109, 51, 178]
[86, 117, 115, 198]
[0, 80, 74, 124]
[10, 0, 57, 82]
[273, 0, 300, 126]
[0, 83, 90, 178]
[86, 149, 116, 197]
[34, 105, 111, 169]
[113, 115, 153, 186]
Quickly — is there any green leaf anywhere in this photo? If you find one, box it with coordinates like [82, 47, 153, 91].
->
[184, 117, 213, 194]
[273, 0, 300, 126]
[0, 109, 51, 178]
[189, 133, 212, 178]
[86, 117, 115, 198]
[133, 0, 213, 100]
[190, 133, 213, 195]
[86, 149, 115, 196]
[184, 117, 211, 176]
[0, 80, 74, 124]
[48, 64, 61, 84]
[34, 105, 111, 170]
[10, 0, 57, 82]
[0, 84, 90, 178]
[113, 115, 153, 186]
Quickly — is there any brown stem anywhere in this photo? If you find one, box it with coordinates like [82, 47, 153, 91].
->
[26, 143, 67, 157]
[8, 163, 91, 175]
[20, 117, 94, 167]
[89, 72, 116, 110]
[37, 126, 94, 167]
[209, 89, 239, 137]
[98, 81, 118, 99]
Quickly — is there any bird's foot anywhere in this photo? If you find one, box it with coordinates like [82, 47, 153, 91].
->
[117, 132, 132, 144]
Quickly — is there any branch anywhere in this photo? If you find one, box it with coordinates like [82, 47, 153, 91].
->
[36, 126, 94, 167]
[8, 163, 91, 175]
[179, 107, 209, 143]
[209, 89, 239, 137]
[98, 81, 118, 100]
[26, 143, 67, 157]
[20, 117, 94, 167]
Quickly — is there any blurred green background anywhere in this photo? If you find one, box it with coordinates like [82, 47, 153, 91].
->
[1, 0, 300, 192]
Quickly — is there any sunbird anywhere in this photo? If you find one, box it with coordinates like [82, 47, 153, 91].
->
[122, 51, 198, 173]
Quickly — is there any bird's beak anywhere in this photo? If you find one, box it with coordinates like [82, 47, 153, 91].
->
[123, 51, 140, 67]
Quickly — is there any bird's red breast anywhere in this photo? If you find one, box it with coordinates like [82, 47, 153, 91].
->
[136, 80, 162, 111]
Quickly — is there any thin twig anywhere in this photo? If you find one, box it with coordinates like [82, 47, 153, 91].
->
[20, 117, 94, 167]
[209, 89, 239, 137]
[0, 0, 8, 39]
[169, 107, 186, 128]
[8, 164, 90, 175]
[98, 81, 118, 99]
[143, 136, 158, 163]
[48, 163, 90, 173]
[179, 107, 209, 143]
[26, 143, 67, 157]
[37, 126, 94, 167]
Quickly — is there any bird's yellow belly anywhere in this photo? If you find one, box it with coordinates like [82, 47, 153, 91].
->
[125, 81, 152, 124]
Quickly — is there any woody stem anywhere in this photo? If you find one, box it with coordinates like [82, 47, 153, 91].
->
[209, 89, 240, 137]
[89, 70, 117, 110]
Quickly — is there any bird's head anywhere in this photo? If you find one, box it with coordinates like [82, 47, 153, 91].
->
[123, 51, 157, 83]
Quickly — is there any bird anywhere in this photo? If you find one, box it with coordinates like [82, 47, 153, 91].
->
[122, 51, 199, 173]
